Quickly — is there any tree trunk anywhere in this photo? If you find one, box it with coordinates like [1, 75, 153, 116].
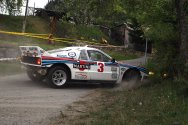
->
[179, 0, 188, 62]
[180, 3, 188, 63]
[176, 0, 188, 63]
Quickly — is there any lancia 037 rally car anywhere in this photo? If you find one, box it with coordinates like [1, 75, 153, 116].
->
[19, 46, 148, 88]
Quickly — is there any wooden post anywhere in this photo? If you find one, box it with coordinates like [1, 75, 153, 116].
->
[22, 0, 29, 33]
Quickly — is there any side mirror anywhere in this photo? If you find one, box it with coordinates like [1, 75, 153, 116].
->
[111, 58, 116, 63]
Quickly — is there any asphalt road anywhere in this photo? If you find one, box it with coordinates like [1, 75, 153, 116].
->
[0, 74, 98, 125]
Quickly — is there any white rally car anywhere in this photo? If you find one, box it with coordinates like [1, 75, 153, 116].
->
[19, 46, 148, 88]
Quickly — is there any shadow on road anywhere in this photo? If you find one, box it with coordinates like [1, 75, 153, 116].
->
[29, 80, 107, 89]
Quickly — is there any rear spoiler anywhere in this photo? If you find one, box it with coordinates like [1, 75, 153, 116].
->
[19, 46, 45, 66]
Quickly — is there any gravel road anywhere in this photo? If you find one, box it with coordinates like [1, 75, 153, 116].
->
[0, 74, 98, 125]
[120, 56, 147, 66]
[0, 56, 147, 125]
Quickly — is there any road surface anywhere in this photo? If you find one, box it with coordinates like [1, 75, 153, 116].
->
[0, 74, 98, 125]
[120, 56, 147, 66]
[0, 57, 147, 125]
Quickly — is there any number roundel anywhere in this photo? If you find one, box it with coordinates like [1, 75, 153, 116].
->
[97, 62, 104, 72]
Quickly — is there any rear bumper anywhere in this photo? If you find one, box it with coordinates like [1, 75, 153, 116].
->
[23, 65, 47, 76]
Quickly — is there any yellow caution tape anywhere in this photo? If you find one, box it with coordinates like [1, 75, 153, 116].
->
[0, 30, 109, 46]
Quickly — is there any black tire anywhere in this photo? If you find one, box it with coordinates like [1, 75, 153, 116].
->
[47, 66, 70, 88]
[123, 70, 140, 83]
[27, 70, 44, 82]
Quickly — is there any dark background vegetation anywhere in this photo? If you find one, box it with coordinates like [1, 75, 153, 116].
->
[1, 0, 188, 81]
[0, 0, 188, 124]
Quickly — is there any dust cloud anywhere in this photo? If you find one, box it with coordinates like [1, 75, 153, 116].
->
[114, 79, 149, 91]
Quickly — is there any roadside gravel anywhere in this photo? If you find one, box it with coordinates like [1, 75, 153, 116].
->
[0, 74, 97, 125]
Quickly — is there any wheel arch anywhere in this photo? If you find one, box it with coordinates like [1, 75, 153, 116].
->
[122, 67, 141, 80]
[48, 63, 72, 79]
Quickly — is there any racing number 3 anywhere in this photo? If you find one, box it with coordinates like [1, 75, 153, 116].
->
[97, 62, 104, 72]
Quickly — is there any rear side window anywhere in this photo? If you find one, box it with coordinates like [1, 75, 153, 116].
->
[79, 50, 88, 60]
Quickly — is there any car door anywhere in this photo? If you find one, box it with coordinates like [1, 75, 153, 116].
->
[87, 50, 120, 81]
[71, 49, 91, 80]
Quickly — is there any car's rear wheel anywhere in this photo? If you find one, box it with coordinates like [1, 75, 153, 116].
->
[27, 70, 44, 82]
[47, 66, 70, 88]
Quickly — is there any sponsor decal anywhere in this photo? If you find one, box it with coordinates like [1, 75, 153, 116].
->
[33, 51, 38, 57]
[111, 66, 118, 79]
[75, 72, 88, 80]
[73, 63, 90, 71]
[23, 51, 38, 57]
[40, 50, 45, 54]
[68, 52, 76, 57]
[111, 66, 118, 72]
[21, 47, 27, 50]
[57, 55, 67, 58]
[29, 47, 37, 51]
[112, 73, 118, 79]
[121, 68, 126, 71]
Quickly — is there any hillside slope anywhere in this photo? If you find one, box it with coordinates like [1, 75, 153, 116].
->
[0, 14, 108, 42]
[0, 15, 49, 33]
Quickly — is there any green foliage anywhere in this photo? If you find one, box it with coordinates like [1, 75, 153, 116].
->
[0, 0, 23, 15]
[0, 15, 49, 33]
[105, 50, 138, 61]
[74, 81, 188, 125]
[122, 0, 187, 79]
[45, 0, 126, 26]
[56, 21, 107, 41]
[0, 14, 23, 31]
[76, 25, 106, 40]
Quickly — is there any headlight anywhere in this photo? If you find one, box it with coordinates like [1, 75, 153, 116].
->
[163, 73, 167, 77]
[149, 71, 154, 75]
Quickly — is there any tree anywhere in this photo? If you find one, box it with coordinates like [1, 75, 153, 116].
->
[175, 0, 188, 77]
[44, 0, 188, 79]
[122, 0, 188, 78]
[45, 0, 94, 25]
[45, 0, 126, 26]
[0, 0, 23, 15]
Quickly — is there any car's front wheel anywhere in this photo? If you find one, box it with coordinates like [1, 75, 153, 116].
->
[122, 69, 141, 89]
[47, 66, 70, 88]
[123, 70, 140, 82]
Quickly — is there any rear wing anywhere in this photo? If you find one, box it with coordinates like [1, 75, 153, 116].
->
[19, 46, 45, 66]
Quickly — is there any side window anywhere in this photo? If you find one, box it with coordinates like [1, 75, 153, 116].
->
[79, 50, 88, 60]
[87, 50, 111, 62]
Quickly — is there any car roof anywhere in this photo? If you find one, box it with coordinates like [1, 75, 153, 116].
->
[48, 46, 99, 52]
[62, 46, 99, 51]
[47, 45, 112, 59]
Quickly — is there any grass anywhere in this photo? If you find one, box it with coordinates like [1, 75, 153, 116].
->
[0, 14, 108, 44]
[0, 14, 49, 33]
[106, 50, 138, 60]
[0, 61, 23, 76]
[56, 22, 108, 42]
[0, 14, 23, 32]
[68, 80, 188, 125]
[104, 49, 140, 61]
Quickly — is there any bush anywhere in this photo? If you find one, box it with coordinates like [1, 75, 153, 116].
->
[56, 21, 108, 42]
[146, 59, 164, 83]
